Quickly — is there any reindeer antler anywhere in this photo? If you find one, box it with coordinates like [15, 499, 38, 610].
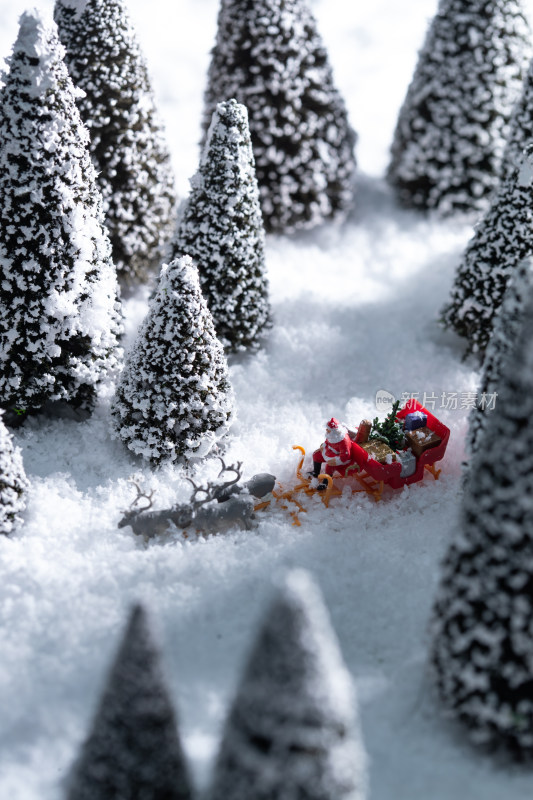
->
[128, 480, 155, 512]
[185, 476, 213, 507]
[217, 457, 243, 487]
[184, 461, 244, 509]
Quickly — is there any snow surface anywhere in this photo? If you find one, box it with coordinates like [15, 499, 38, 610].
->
[2, 1, 533, 798]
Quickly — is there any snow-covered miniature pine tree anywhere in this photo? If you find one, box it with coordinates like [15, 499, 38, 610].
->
[468, 257, 533, 455]
[0, 11, 122, 420]
[171, 99, 270, 353]
[441, 144, 533, 358]
[202, 0, 357, 234]
[387, 0, 530, 215]
[54, 0, 177, 287]
[208, 570, 367, 800]
[0, 411, 29, 536]
[67, 604, 193, 800]
[111, 256, 234, 465]
[431, 291, 533, 756]
[501, 57, 533, 180]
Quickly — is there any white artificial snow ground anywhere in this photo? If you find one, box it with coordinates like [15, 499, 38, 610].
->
[1, 1, 533, 798]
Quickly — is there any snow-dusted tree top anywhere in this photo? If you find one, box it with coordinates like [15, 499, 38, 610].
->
[171, 99, 271, 353]
[387, 0, 530, 216]
[111, 255, 234, 465]
[431, 291, 533, 756]
[441, 144, 533, 358]
[209, 569, 367, 800]
[67, 604, 193, 800]
[468, 257, 533, 455]
[0, 10, 123, 419]
[0, 411, 29, 536]
[54, 0, 177, 286]
[202, 0, 357, 234]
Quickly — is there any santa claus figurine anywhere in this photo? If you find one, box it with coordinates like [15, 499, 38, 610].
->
[310, 417, 354, 488]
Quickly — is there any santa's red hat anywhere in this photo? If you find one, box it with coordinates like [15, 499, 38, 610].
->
[325, 417, 347, 443]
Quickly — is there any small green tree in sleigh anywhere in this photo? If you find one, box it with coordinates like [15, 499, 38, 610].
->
[369, 400, 406, 451]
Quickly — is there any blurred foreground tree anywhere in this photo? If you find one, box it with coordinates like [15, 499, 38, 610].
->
[432, 286, 533, 756]
[208, 570, 367, 800]
[67, 604, 194, 800]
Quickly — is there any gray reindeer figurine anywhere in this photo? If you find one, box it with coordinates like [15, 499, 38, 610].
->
[118, 459, 276, 542]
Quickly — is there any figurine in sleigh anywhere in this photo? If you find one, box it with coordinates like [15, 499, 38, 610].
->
[293, 398, 450, 504]
[118, 399, 450, 541]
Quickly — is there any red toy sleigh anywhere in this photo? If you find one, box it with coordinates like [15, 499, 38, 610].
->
[280, 400, 450, 513]
[347, 398, 450, 490]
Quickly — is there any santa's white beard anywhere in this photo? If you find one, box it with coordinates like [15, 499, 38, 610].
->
[326, 426, 346, 444]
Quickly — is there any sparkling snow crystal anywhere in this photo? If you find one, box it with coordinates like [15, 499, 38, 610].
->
[387, 0, 530, 216]
[0, 10, 123, 420]
[208, 569, 367, 800]
[54, 0, 178, 286]
[431, 288, 533, 756]
[111, 255, 234, 464]
[67, 604, 193, 800]
[171, 99, 271, 353]
[202, 0, 357, 233]
[0, 411, 29, 536]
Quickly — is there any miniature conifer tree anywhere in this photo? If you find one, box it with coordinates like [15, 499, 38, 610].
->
[501, 56, 533, 180]
[171, 99, 270, 353]
[387, 0, 530, 215]
[202, 0, 357, 234]
[441, 144, 533, 358]
[54, 0, 177, 287]
[468, 257, 533, 455]
[111, 256, 234, 465]
[208, 569, 367, 800]
[0, 11, 123, 421]
[431, 292, 533, 756]
[67, 604, 194, 800]
[369, 399, 405, 451]
[0, 411, 29, 536]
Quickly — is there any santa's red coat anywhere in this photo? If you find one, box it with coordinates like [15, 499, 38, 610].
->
[313, 433, 354, 475]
